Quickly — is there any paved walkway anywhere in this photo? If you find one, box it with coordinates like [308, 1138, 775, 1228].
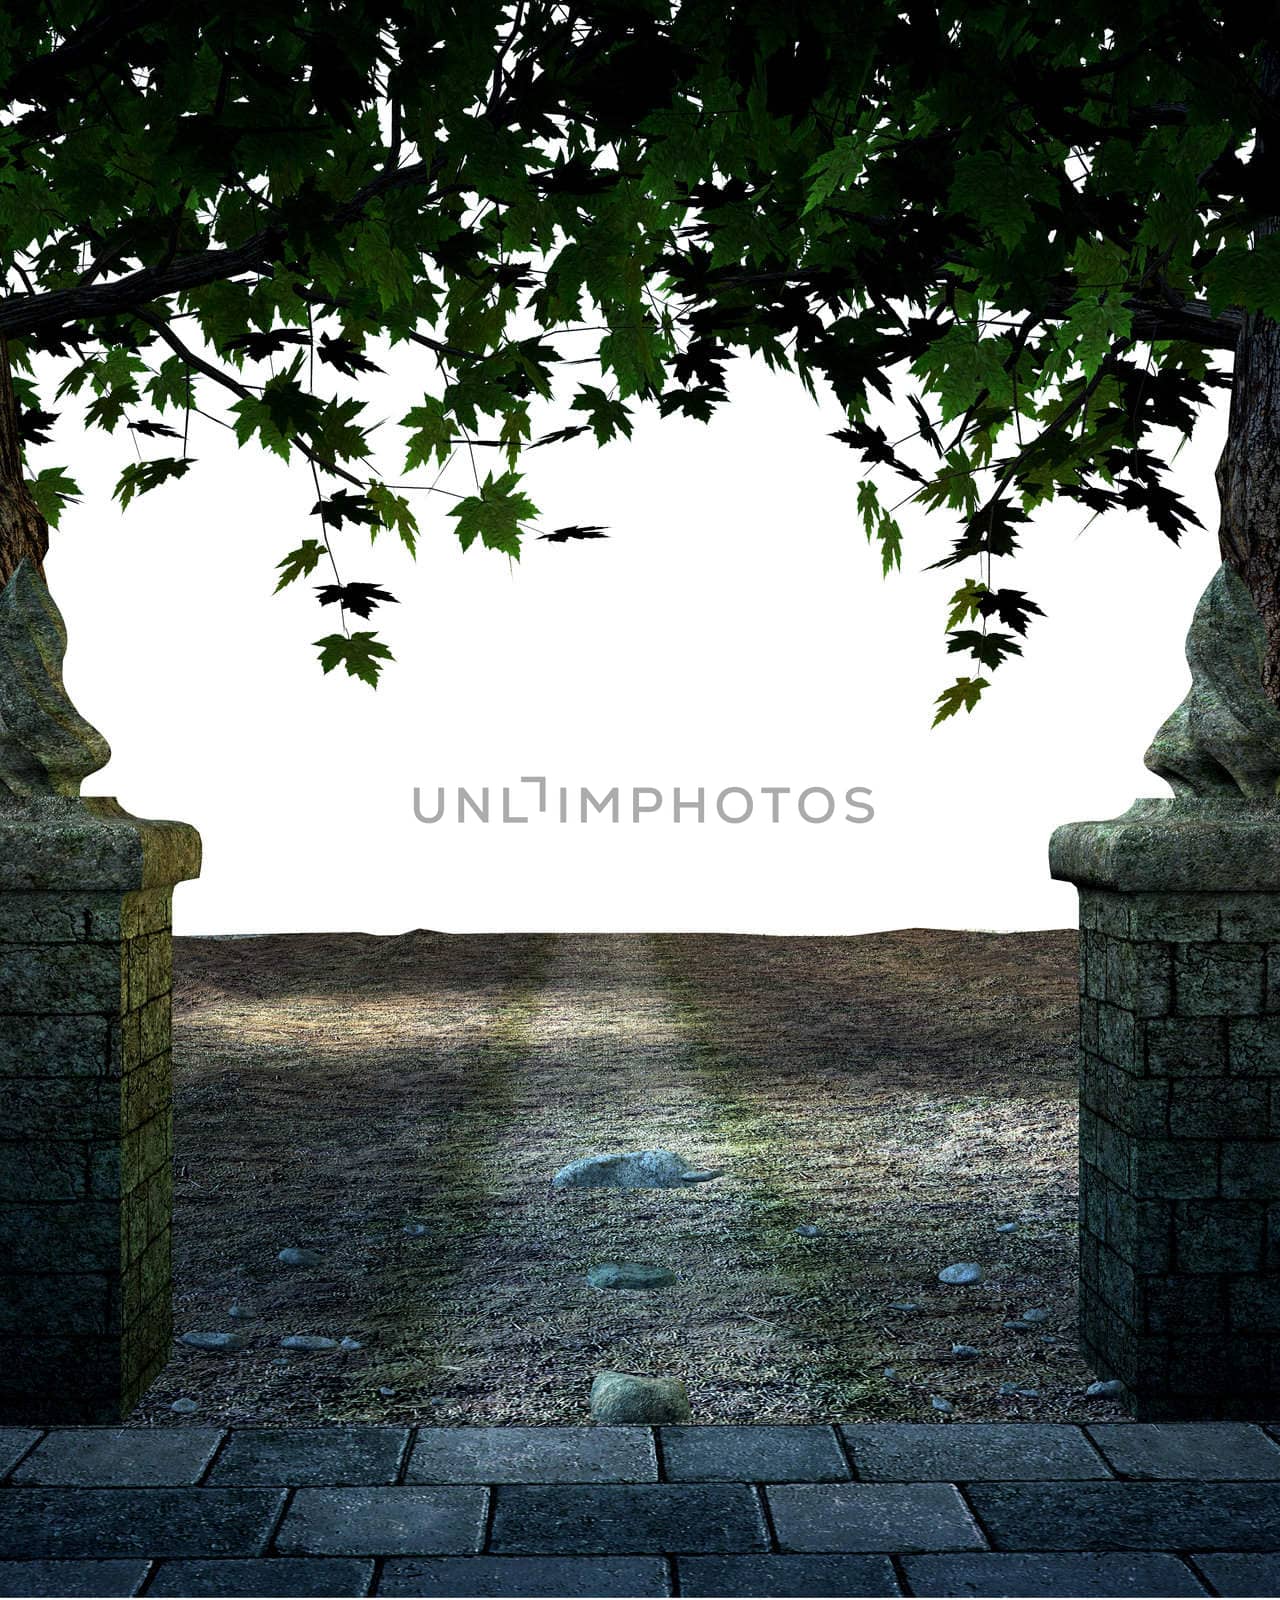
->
[2, 1423, 1280, 1596]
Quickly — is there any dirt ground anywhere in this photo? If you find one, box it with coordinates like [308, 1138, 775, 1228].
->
[130, 927, 1128, 1428]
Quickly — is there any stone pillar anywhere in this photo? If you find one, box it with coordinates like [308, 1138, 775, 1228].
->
[0, 563, 200, 1423]
[1051, 564, 1280, 1419]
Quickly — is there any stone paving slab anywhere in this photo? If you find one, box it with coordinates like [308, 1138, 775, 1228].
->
[677, 1553, 901, 1595]
[274, 1486, 488, 1557]
[965, 1481, 1280, 1550]
[0, 1488, 287, 1559]
[12, 1427, 223, 1486]
[658, 1426, 850, 1482]
[377, 1554, 670, 1595]
[404, 1425, 656, 1483]
[487, 1483, 769, 1554]
[899, 1551, 1208, 1596]
[0, 1559, 150, 1596]
[146, 1556, 375, 1595]
[1086, 1423, 1280, 1479]
[204, 1427, 410, 1486]
[838, 1424, 1112, 1481]
[1190, 1552, 1280, 1596]
[0, 1430, 40, 1479]
[764, 1483, 986, 1553]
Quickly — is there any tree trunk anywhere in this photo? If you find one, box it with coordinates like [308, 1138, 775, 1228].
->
[1218, 40, 1280, 706]
[0, 337, 49, 591]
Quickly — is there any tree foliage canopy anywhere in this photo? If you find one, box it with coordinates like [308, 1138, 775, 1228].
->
[0, 1, 1274, 710]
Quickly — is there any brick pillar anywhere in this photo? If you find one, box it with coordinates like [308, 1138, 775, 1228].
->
[0, 560, 200, 1421]
[1050, 798, 1280, 1419]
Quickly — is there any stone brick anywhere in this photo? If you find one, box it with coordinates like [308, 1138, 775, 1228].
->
[1104, 1191, 1172, 1273]
[1220, 895, 1280, 943]
[0, 1141, 88, 1203]
[1168, 1078, 1268, 1138]
[148, 1558, 376, 1597]
[146, 935, 170, 1001]
[1081, 1056, 1168, 1132]
[1094, 1116, 1131, 1188]
[1229, 1017, 1280, 1074]
[0, 1559, 151, 1596]
[837, 1424, 1109, 1481]
[126, 938, 148, 1014]
[1268, 946, 1280, 1013]
[1095, 1242, 1138, 1322]
[0, 1202, 119, 1274]
[762, 1483, 985, 1554]
[1173, 1200, 1266, 1272]
[0, 943, 125, 1014]
[1128, 1140, 1218, 1199]
[1174, 943, 1266, 1017]
[673, 1555, 896, 1599]
[0, 1075, 122, 1142]
[1084, 931, 1108, 1001]
[1139, 1274, 1225, 1336]
[0, 1274, 109, 1335]
[1194, 1556, 1280, 1597]
[274, 1487, 487, 1557]
[12, 1427, 223, 1486]
[1096, 1004, 1140, 1073]
[1088, 1422, 1280, 1478]
[1078, 1107, 1099, 1167]
[964, 1480, 1280, 1550]
[0, 1014, 109, 1078]
[122, 1053, 169, 1134]
[0, 1487, 287, 1559]
[1127, 894, 1220, 943]
[1079, 891, 1127, 936]
[0, 896, 94, 944]
[1229, 1278, 1280, 1333]
[120, 890, 173, 942]
[1080, 997, 1099, 1057]
[1106, 941, 1173, 1018]
[1267, 1203, 1280, 1270]
[1220, 1141, 1280, 1199]
[1164, 1335, 1271, 1401]
[138, 996, 169, 1063]
[659, 1426, 847, 1483]
[901, 1553, 1205, 1598]
[1146, 1017, 1227, 1076]
[205, 1427, 410, 1487]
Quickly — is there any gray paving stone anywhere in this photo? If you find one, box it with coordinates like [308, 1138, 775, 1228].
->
[678, 1554, 900, 1595]
[487, 1483, 768, 1554]
[659, 1426, 850, 1482]
[12, 1428, 224, 1486]
[0, 1559, 150, 1596]
[377, 1555, 670, 1595]
[0, 1430, 41, 1480]
[205, 1427, 409, 1486]
[147, 1557, 375, 1595]
[1191, 1553, 1280, 1595]
[0, 1489, 286, 1558]
[1087, 1423, 1280, 1479]
[839, 1424, 1111, 1481]
[405, 1426, 656, 1483]
[901, 1552, 1207, 1596]
[274, 1487, 487, 1556]
[764, 1483, 986, 1553]
[965, 1481, 1280, 1550]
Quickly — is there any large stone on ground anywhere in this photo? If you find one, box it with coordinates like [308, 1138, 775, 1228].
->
[590, 1371, 691, 1423]
[552, 1149, 722, 1190]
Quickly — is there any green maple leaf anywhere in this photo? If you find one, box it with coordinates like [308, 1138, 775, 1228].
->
[27, 465, 81, 528]
[570, 384, 634, 445]
[447, 469, 538, 556]
[401, 396, 454, 472]
[946, 579, 988, 630]
[932, 675, 990, 727]
[112, 454, 195, 510]
[366, 481, 419, 557]
[275, 538, 327, 592]
[313, 630, 394, 687]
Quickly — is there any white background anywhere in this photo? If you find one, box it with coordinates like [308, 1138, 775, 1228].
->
[36, 309, 1230, 937]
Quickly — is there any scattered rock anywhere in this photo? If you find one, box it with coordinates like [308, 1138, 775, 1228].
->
[1020, 1307, 1050, 1323]
[951, 1344, 981, 1359]
[883, 1367, 897, 1378]
[998, 1382, 1018, 1396]
[552, 1149, 723, 1190]
[587, 1262, 677, 1291]
[280, 1335, 340, 1352]
[403, 1223, 429, 1236]
[995, 1221, 1018, 1233]
[378, 1386, 397, 1397]
[1086, 1378, 1124, 1398]
[930, 1395, 953, 1413]
[170, 1397, 199, 1413]
[340, 1337, 363, 1351]
[277, 1247, 322, 1267]
[227, 1304, 254, 1321]
[589, 1370, 691, 1423]
[938, 1262, 983, 1285]
[178, 1331, 247, 1352]
[795, 1224, 822, 1238]
[1003, 1319, 1035, 1333]
[889, 1301, 921, 1312]
[1015, 1388, 1041, 1398]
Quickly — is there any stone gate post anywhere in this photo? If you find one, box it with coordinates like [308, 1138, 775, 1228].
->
[1051, 564, 1280, 1419]
[0, 562, 200, 1423]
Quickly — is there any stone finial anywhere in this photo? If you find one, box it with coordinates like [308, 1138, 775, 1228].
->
[0, 558, 110, 802]
[1145, 562, 1280, 801]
